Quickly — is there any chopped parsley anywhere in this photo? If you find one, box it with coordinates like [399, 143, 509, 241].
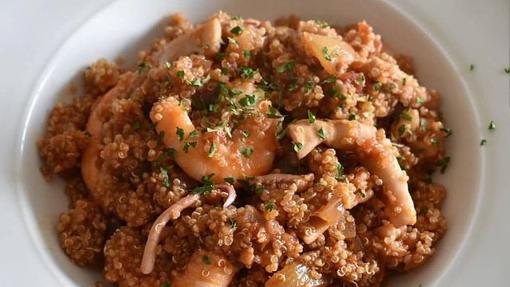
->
[441, 127, 453, 137]
[160, 167, 171, 188]
[176, 127, 185, 141]
[330, 87, 346, 101]
[505, 67, 510, 74]
[156, 148, 176, 162]
[215, 52, 225, 61]
[276, 61, 295, 73]
[265, 201, 276, 211]
[400, 111, 413, 121]
[356, 74, 366, 86]
[239, 94, 256, 106]
[240, 147, 254, 157]
[136, 62, 150, 74]
[356, 190, 366, 198]
[304, 80, 315, 94]
[176, 70, 185, 78]
[157, 131, 166, 145]
[243, 49, 251, 59]
[189, 75, 209, 87]
[188, 130, 198, 139]
[208, 142, 217, 158]
[321, 46, 332, 61]
[402, 77, 407, 86]
[241, 130, 250, 138]
[480, 139, 487, 146]
[192, 174, 215, 194]
[161, 281, 171, 287]
[228, 218, 238, 230]
[318, 127, 326, 140]
[202, 255, 212, 265]
[416, 97, 425, 105]
[307, 110, 316, 123]
[419, 208, 429, 216]
[314, 20, 330, 28]
[267, 106, 281, 118]
[335, 163, 344, 180]
[469, 64, 475, 71]
[230, 26, 243, 35]
[436, 156, 450, 174]
[224, 177, 235, 184]
[183, 141, 197, 153]
[488, 120, 496, 130]
[239, 66, 256, 79]
[348, 114, 358, 121]
[164, 61, 172, 69]
[293, 142, 304, 152]
[322, 76, 337, 84]
[398, 125, 408, 136]
[372, 81, 382, 91]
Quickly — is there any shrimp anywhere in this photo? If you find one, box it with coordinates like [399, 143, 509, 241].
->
[287, 119, 416, 226]
[171, 250, 237, 287]
[150, 84, 279, 183]
[81, 72, 136, 196]
[153, 17, 222, 65]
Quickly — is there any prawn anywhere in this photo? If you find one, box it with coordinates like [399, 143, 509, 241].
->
[81, 72, 136, 196]
[287, 119, 416, 226]
[150, 83, 279, 183]
[82, 18, 222, 196]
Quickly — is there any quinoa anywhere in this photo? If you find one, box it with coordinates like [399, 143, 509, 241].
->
[39, 11, 449, 287]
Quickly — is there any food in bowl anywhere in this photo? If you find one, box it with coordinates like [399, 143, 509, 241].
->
[38, 11, 449, 287]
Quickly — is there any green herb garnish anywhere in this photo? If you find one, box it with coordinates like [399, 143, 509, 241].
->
[230, 26, 243, 35]
[318, 127, 326, 140]
[239, 66, 255, 79]
[228, 218, 237, 230]
[276, 61, 295, 73]
[436, 156, 451, 174]
[265, 201, 276, 211]
[208, 142, 216, 158]
[321, 46, 332, 61]
[176, 127, 185, 141]
[240, 94, 256, 106]
[488, 120, 496, 130]
[176, 70, 185, 78]
[293, 142, 303, 152]
[202, 255, 212, 265]
[480, 139, 487, 146]
[307, 110, 316, 123]
[240, 147, 254, 157]
[160, 167, 171, 188]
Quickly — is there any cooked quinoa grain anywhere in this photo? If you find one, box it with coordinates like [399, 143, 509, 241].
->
[39, 11, 449, 287]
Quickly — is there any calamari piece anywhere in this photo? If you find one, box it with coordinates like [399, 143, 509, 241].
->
[172, 250, 237, 287]
[302, 32, 356, 75]
[154, 17, 222, 64]
[301, 196, 344, 244]
[287, 119, 416, 226]
[140, 194, 200, 274]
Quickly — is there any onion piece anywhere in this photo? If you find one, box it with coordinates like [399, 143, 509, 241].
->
[302, 32, 356, 75]
[265, 262, 327, 287]
[172, 250, 237, 287]
[301, 196, 344, 244]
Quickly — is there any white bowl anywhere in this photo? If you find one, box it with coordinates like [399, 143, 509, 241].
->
[18, 0, 483, 286]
